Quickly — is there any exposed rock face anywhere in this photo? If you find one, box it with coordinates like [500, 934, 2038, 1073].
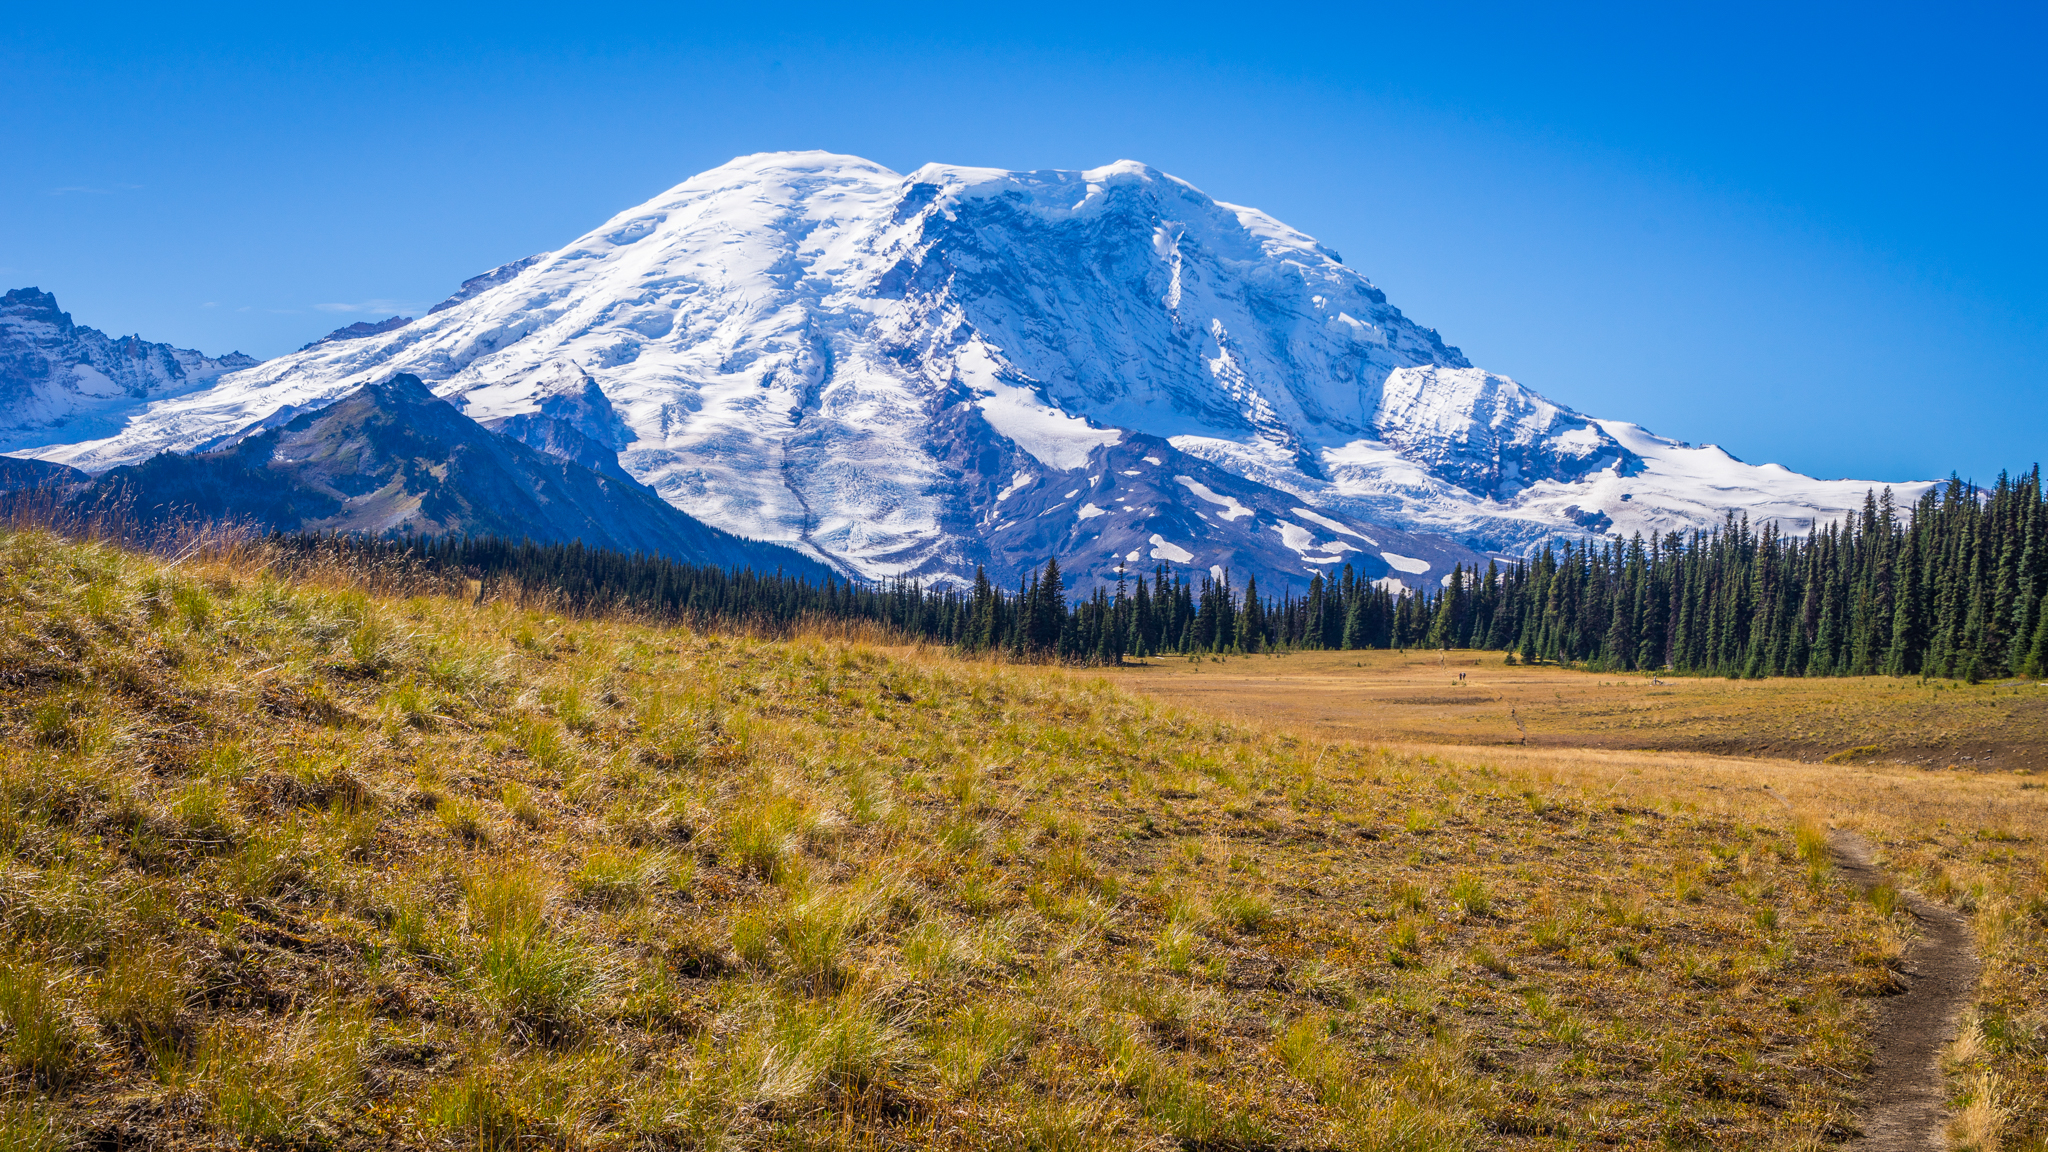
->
[458, 359, 636, 482]
[80, 373, 836, 577]
[0, 287, 258, 450]
[298, 315, 414, 351]
[427, 255, 545, 315]
[7, 154, 1929, 591]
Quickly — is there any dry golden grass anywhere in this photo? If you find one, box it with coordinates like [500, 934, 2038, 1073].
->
[0, 530, 2040, 1149]
[1070, 651, 2048, 1149]
[1104, 648, 2048, 771]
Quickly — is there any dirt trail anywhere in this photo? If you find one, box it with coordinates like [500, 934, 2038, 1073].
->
[1831, 831, 1980, 1151]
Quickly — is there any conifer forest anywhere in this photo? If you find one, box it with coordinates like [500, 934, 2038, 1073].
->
[289, 468, 2048, 680]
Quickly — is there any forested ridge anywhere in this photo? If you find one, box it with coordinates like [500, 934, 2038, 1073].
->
[277, 467, 2048, 679]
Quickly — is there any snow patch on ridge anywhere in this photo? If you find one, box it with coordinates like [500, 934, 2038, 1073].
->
[5, 149, 1937, 592]
[1271, 521, 1361, 566]
[1148, 534, 1194, 563]
[957, 341, 1122, 471]
[1292, 507, 1375, 545]
[1175, 476, 1254, 521]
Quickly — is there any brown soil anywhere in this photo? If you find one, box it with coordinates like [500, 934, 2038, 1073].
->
[1830, 831, 1981, 1151]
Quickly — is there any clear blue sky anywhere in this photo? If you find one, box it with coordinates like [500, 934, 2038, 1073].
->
[3, 2, 2041, 484]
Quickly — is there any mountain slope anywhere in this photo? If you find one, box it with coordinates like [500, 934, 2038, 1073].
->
[12, 153, 1930, 590]
[0, 287, 259, 450]
[0, 455, 89, 493]
[81, 373, 836, 577]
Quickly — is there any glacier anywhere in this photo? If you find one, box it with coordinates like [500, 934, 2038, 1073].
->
[2, 152, 1931, 591]
[0, 287, 259, 450]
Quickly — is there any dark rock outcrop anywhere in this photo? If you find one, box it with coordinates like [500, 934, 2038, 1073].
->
[81, 373, 837, 577]
[298, 316, 414, 351]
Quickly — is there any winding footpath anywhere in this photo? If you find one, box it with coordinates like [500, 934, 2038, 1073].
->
[1831, 831, 1981, 1151]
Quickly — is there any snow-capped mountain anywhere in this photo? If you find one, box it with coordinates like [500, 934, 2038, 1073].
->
[0, 288, 258, 449]
[5, 152, 1929, 591]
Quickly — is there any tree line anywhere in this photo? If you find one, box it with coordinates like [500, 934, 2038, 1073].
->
[269, 465, 2048, 679]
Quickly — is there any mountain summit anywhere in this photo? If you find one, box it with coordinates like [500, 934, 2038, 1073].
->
[5, 153, 1924, 590]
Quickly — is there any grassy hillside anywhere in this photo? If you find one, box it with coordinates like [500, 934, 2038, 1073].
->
[0, 529, 2036, 1149]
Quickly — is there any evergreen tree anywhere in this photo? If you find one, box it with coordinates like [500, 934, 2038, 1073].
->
[263, 462, 2043, 678]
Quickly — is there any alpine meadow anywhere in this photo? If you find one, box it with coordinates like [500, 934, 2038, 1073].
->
[0, 95, 2043, 1152]
[0, 501, 2042, 1149]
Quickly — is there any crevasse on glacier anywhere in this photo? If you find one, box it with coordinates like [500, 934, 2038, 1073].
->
[6, 152, 1929, 592]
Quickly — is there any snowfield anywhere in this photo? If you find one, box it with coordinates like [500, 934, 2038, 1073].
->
[3, 152, 1933, 589]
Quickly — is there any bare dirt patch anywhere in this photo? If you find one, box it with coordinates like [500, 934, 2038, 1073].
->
[1829, 832, 1981, 1151]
